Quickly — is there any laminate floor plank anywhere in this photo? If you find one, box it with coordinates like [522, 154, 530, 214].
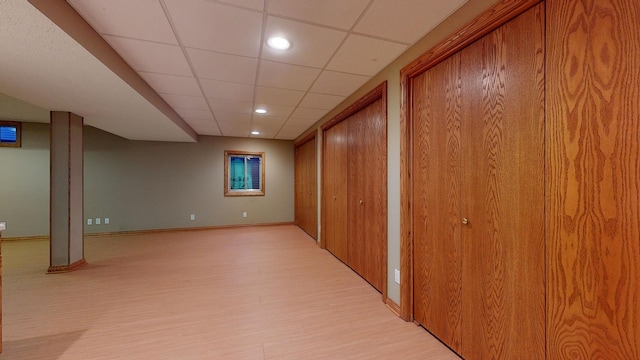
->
[1, 225, 458, 359]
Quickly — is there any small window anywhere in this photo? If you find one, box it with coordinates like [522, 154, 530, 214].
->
[224, 150, 265, 196]
[0, 120, 21, 148]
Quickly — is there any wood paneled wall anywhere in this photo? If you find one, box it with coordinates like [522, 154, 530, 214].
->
[546, 0, 640, 358]
[294, 133, 318, 239]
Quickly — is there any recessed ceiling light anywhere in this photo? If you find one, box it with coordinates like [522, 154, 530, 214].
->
[267, 36, 291, 50]
[255, 108, 267, 114]
[251, 131, 260, 135]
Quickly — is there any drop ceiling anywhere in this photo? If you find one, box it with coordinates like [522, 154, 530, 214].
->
[0, 0, 467, 141]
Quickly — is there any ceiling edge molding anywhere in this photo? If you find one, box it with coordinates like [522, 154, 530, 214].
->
[27, 0, 198, 142]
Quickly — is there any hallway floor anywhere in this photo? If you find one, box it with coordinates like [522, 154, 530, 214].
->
[1, 225, 458, 359]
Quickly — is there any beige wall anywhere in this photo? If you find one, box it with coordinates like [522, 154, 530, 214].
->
[0, 123, 294, 238]
[302, 0, 501, 304]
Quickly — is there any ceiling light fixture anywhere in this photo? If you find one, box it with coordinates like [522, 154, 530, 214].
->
[267, 36, 291, 50]
[251, 131, 260, 135]
[255, 108, 267, 114]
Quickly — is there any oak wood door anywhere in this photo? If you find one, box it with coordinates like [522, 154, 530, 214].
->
[412, 52, 463, 353]
[294, 137, 317, 239]
[459, 4, 545, 358]
[323, 121, 348, 262]
[411, 4, 544, 359]
[347, 97, 386, 292]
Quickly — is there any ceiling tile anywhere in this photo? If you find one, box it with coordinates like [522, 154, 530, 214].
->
[219, 121, 251, 137]
[174, 108, 214, 120]
[255, 87, 305, 107]
[218, 0, 265, 11]
[327, 34, 408, 76]
[104, 36, 192, 76]
[258, 61, 320, 91]
[139, 72, 202, 97]
[210, 98, 253, 116]
[290, 107, 329, 120]
[201, 79, 255, 102]
[299, 93, 345, 110]
[164, 0, 262, 57]
[268, 0, 369, 30]
[263, 16, 346, 68]
[185, 119, 222, 136]
[159, 94, 209, 111]
[188, 48, 258, 84]
[215, 112, 252, 124]
[355, 0, 468, 43]
[69, 0, 177, 44]
[287, 117, 319, 128]
[253, 115, 288, 128]
[275, 125, 309, 140]
[253, 104, 295, 118]
[310, 71, 370, 97]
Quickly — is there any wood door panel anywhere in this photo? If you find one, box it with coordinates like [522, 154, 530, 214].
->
[412, 54, 463, 352]
[347, 110, 367, 277]
[546, 0, 640, 358]
[460, 4, 545, 358]
[323, 122, 348, 262]
[411, 4, 544, 359]
[362, 97, 386, 292]
[324, 84, 386, 294]
[295, 137, 318, 239]
[334, 121, 348, 263]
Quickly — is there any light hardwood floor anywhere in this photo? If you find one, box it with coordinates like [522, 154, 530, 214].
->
[1, 225, 458, 359]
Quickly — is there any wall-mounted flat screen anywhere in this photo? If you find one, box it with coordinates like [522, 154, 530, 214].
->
[0, 120, 21, 147]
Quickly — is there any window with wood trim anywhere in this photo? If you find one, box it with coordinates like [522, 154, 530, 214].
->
[0, 120, 21, 148]
[224, 150, 265, 196]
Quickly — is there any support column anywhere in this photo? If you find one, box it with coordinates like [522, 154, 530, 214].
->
[48, 111, 86, 273]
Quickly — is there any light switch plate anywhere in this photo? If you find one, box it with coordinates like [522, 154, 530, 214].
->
[0, 221, 6, 231]
[394, 269, 400, 284]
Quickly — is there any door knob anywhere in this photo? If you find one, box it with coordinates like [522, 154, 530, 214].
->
[333, 195, 336, 200]
[359, 199, 364, 205]
[461, 217, 469, 225]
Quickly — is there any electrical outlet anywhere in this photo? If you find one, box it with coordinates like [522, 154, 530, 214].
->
[87, 218, 93, 226]
[242, 212, 247, 218]
[0, 221, 6, 231]
[95, 218, 101, 225]
[190, 214, 195, 221]
[394, 269, 400, 284]
[104, 217, 110, 225]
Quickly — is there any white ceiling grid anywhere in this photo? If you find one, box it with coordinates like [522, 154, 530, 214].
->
[61, 0, 468, 140]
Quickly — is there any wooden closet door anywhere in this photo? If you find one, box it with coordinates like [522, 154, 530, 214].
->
[347, 111, 367, 278]
[307, 138, 317, 239]
[302, 138, 317, 238]
[460, 4, 545, 358]
[347, 98, 386, 292]
[412, 53, 463, 352]
[294, 138, 317, 238]
[323, 121, 348, 262]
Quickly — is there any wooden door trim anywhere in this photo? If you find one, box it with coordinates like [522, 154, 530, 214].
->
[321, 81, 388, 303]
[399, 0, 542, 321]
[321, 82, 387, 131]
[294, 130, 316, 148]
